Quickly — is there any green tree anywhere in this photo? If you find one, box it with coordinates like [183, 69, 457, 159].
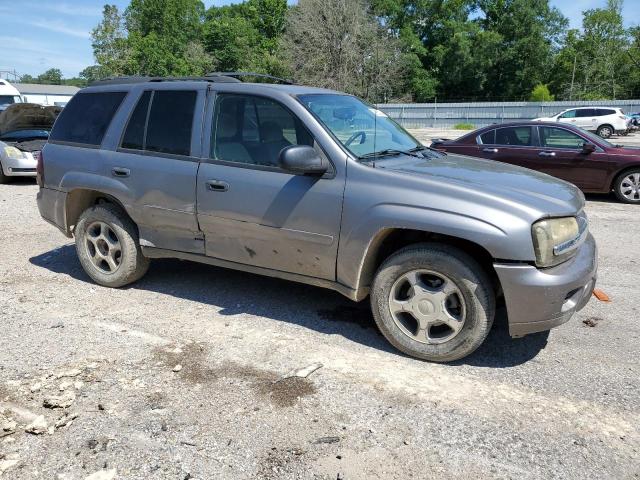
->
[551, 0, 630, 100]
[37, 68, 63, 85]
[92, 4, 131, 77]
[283, 0, 407, 102]
[529, 84, 554, 101]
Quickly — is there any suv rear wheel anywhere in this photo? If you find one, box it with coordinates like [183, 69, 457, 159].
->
[75, 204, 150, 287]
[371, 243, 495, 362]
[596, 124, 614, 138]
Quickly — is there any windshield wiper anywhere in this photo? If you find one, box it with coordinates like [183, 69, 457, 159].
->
[358, 148, 422, 160]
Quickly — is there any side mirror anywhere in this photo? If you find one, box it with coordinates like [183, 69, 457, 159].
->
[278, 145, 328, 175]
[582, 143, 596, 154]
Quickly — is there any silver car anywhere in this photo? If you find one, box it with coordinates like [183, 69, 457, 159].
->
[36, 74, 597, 362]
[0, 103, 59, 183]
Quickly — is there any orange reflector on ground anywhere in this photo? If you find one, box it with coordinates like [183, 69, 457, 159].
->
[593, 289, 611, 302]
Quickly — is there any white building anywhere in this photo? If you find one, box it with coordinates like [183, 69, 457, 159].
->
[14, 83, 80, 107]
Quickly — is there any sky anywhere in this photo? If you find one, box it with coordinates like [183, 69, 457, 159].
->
[0, 0, 638, 79]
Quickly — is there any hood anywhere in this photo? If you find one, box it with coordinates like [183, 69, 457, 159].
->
[0, 103, 61, 135]
[373, 152, 584, 216]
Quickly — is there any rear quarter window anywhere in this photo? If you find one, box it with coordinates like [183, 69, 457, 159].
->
[49, 91, 126, 146]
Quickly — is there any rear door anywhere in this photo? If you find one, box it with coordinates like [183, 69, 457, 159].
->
[575, 108, 597, 130]
[475, 126, 539, 169]
[106, 86, 205, 254]
[196, 92, 346, 280]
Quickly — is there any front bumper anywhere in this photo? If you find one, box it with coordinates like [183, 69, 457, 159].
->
[1, 152, 37, 177]
[494, 233, 597, 337]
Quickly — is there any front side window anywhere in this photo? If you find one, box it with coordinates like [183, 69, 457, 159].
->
[211, 94, 313, 167]
[479, 129, 496, 144]
[539, 127, 585, 149]
[494, 126, 533, 146]
[297, 94, 420, 158]
[559, 110, 576, 119]
[50, 91, 126, 146]
[120, 90, 196, 156]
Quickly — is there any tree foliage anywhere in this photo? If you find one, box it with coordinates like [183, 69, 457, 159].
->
[78, 0, 639, 101]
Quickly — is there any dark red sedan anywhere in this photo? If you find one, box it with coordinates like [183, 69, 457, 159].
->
[431, 121, 640, 203]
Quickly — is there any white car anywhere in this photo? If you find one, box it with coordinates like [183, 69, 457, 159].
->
[534, 107, 628, 138]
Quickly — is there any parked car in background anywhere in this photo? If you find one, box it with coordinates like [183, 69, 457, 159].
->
[533, 107, 628, 138]
[36, 74, 597, 362]
[431, 121, 640, 203]
[0, 79, 23, 111]
[0, 103, 60, 183]
[630, 113, 640, 127]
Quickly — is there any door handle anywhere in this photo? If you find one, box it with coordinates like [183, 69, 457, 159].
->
[112, 167, 130, 178]
[539, 151, 556, 157]
[206, 179, 229, 192]
[482, 148, 499, 153]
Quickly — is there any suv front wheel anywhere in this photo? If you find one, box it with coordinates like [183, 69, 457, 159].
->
[371, 243, 495, 362]
[75, 204, 150, 288]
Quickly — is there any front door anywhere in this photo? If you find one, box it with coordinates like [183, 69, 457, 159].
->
[532, 126, 611, 190]
[196, 93, 345, 280]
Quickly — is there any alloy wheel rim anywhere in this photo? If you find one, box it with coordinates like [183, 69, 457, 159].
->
[620, 173, 640, 201]
[388, 269, 466, 345]
[600, 127, 612, 137]
[84, 221, 122, 274]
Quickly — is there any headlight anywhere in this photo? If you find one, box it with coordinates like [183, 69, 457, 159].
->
[532, 216, 586, 267]
[3, 146, 25, 160]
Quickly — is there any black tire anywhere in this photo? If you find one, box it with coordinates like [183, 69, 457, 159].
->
[0, 161, 10, 184]
[596, 124, 614, 138]
[613, 168, 640, 204]
[75, 203, 150, 287]
[370, 243, 495, 362]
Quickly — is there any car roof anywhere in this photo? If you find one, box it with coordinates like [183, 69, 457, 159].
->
[84, 75, 343, 96]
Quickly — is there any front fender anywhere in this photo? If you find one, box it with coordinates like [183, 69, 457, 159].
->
[337, 202, 535, 292]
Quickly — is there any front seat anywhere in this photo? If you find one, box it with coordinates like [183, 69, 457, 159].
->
[259, 121, 291, 166]
[215, 112, 253, 164]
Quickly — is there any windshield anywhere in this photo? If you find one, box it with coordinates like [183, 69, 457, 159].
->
[0, 95, 22, 107]
[298, 94, 420, 158]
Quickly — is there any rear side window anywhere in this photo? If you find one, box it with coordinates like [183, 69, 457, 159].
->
[146, 91, 196, 156]
[120, 90, 196, 156]
[494, 126, 532, 146]
[50, 91, 126, 146]
[121, 91, 151, 150]
[595, 109, 616, 116]
[576, 109, 595, 117]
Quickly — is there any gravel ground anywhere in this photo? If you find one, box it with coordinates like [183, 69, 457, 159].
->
[1, 176, 639, 479]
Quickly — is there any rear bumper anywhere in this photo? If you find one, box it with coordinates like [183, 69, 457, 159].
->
[494, 233, 597, 337]
[1, 153, 37, 177]
[37, 187, 70, 237]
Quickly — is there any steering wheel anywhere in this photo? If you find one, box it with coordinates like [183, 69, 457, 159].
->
[345, 131, 367, 147]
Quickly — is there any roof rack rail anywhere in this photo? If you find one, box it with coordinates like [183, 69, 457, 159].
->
[89, 75, 242, 86]
[205, 72, 295, 85]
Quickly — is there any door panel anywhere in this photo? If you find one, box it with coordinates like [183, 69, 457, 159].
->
[197, 93, 345, 280]
[196, 162, 344, 279]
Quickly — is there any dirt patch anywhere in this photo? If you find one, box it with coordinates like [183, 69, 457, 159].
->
[317, 305, 377, 331]
[153, 344, 316, 407]
[583, 317, 603, 327]
[259, 377, 316, 408]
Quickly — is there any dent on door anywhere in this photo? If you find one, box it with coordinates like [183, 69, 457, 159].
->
[196, 163, 344, 280]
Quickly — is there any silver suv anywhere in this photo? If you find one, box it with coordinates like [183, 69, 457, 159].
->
[37, 74, 597, 362]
